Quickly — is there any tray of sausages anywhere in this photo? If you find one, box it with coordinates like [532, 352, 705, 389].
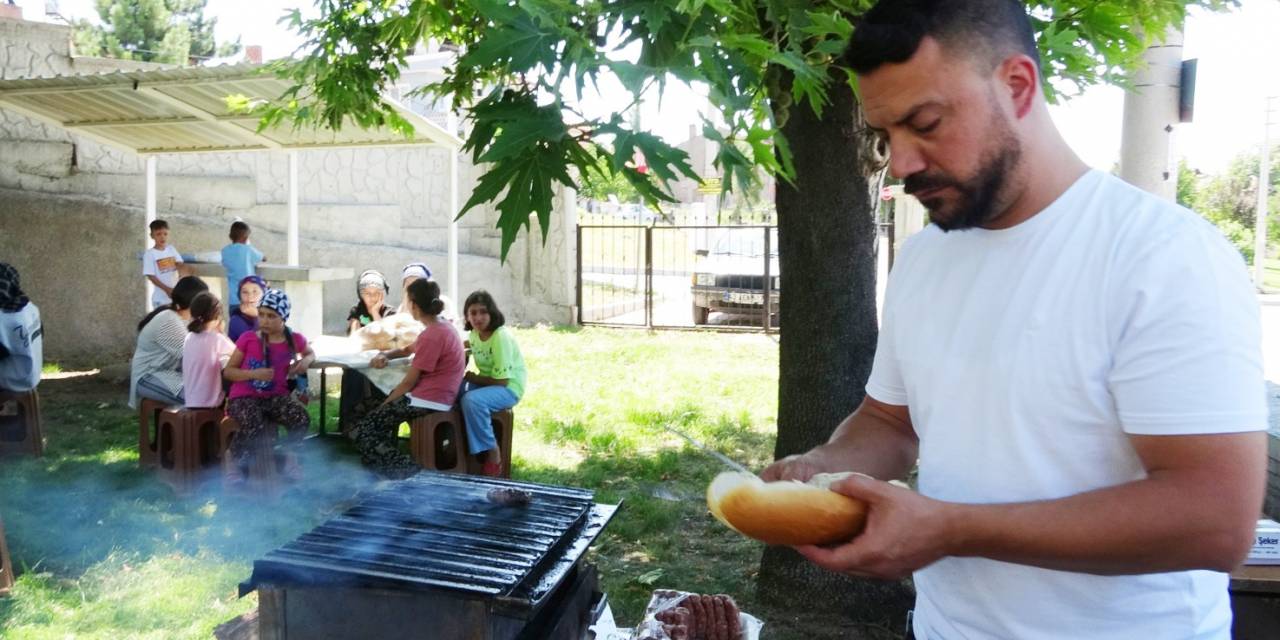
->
[630, 589, 763, 640]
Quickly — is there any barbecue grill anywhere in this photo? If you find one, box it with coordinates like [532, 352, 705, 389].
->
[241, 470, 620, 639]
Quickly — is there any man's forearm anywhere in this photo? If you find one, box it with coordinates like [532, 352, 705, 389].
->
[946, 469, 1258, 575]
[812, 410, 918, 482]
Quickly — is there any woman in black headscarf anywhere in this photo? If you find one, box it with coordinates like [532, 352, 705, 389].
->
[0, 262, 44, 393]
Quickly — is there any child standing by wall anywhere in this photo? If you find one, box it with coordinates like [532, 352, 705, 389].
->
[220, 221, 265, 307]
[352, 279, 465, 478]
[143, 219, 184, 309]
[460, 290, 526, 477]
[222, 289, 314, 484]
[182, 292, 235, 409]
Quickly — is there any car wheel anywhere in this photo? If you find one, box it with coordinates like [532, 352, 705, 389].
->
[693, 303, 710, 325]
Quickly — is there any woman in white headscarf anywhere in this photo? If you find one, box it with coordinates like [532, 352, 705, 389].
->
[397, 262, 458, 330]
[347, 269, 396, 335]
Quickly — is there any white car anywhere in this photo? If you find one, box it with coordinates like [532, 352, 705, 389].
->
[691, 233, 779, 325]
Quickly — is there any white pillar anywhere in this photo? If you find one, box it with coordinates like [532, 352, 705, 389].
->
[288, 150, 300, 266]
[447, 110, 460, 306]
[1255, 97, 1275, 289]
[1119, 27, 1183, 201]
[145, 155, 157, 312]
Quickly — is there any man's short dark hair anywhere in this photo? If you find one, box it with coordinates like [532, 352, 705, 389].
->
[230, 221, 251, 242]
[845, 0, 1041, 77]
[149, 219, 169, 232]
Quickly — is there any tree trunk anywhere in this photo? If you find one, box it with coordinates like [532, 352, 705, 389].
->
[756, 69, 914, 626]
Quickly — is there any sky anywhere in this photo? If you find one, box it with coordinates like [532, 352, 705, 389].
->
[18, 0, 1280, 174]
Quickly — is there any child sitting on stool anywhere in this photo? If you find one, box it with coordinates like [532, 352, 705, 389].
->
[182, 292, 235, 409]
[352, 279, 465, 478]
[222, 289, 314, 484]
[460, 290, 526, 477]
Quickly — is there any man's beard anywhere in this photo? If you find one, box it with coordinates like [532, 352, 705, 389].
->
[903, 119, 1021, 232]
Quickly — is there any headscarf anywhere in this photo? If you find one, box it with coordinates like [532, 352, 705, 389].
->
[0, 262, 30, 313]
[238, 274, 267, 295]
[258, 288, 291, 322]
[401, 262, 432, 284]
[358, 269, 389, 293]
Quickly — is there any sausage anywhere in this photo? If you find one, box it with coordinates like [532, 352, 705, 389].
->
[721, 595, 741, 639]
[701, 595, 717, 639]
[486, 487, 531, 506]
[688, 594, 708, 639]
[712, 595, 728, 640]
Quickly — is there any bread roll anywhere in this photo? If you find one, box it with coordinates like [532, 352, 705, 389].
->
[706, 471, 868, 546]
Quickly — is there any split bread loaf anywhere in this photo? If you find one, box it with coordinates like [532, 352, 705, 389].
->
[705, 471, 869, 546]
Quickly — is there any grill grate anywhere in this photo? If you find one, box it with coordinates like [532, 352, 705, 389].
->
[243, 471, 615, 609]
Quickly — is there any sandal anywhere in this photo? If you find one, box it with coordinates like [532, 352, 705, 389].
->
[281, 454, 304, 482]
[480, 461, 502, 477]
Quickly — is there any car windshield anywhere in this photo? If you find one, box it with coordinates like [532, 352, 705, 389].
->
[712, 234, 778, 258]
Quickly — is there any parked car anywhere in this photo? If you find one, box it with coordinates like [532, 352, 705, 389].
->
[691, 232, 780, 325]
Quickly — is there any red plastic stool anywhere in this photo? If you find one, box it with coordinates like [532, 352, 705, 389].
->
[0, 389, 42, 457]
[408, 409, 468, 473]
[465, 409, 513, 479]
[137, 397, 167, 467]
[156, 407, 223, 493]
[0, 516, 13, 596]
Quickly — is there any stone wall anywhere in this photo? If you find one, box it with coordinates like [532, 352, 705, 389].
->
[0, 16, 576, 363]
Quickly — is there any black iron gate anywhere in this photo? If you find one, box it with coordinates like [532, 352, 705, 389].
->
[577, 225, 779, 332]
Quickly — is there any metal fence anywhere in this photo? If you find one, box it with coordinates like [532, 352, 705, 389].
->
[577, 225, 779, 332]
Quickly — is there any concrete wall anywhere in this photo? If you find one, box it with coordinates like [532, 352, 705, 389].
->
[0, 16, 576, 364]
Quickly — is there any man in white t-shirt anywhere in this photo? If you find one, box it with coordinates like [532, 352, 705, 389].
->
[142, 219, 184, 307]
[762, 1, 1267, 638]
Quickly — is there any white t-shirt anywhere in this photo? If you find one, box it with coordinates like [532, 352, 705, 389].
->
[143, 245, 183, 306]
[0, 303, 42, 392]
[867, 170, 1266, 640]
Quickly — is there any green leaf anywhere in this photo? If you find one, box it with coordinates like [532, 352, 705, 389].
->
[636, 568, 665, 586]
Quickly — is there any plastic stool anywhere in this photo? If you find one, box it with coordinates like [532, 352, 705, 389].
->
[218, 417, 281, 496]
[156, 407, 223, 493]
[0, 515, 13, 596]
[0, 389, 42, 457]
[137, 397, 167, 467]
[408, 409, 467, 473]
[465, 409, 513, 479]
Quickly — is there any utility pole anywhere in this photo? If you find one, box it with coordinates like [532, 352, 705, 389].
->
[1255, 96, 1276, 289]
[1119, 27, 1183, 201]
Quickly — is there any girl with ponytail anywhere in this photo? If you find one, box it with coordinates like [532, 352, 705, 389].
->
[130, 276, 209, 408]
[351, 279, 465, 478]
[181, 292, 235, 409]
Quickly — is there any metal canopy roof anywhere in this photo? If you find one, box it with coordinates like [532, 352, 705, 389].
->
[0, 63, 461, 154]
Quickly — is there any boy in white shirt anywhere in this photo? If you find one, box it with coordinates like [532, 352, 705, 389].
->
[142, 219, 184, 308]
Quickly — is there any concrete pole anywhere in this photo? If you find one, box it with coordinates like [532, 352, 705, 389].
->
[145, 155, 157, 312]
[447, 110, 460, 306]
[287, 150, 299, 266]
[1255, 97, 1275, 288]
[1119, 27, 1183, 201]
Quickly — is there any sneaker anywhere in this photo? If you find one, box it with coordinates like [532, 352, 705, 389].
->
[480, 461, 502, 477]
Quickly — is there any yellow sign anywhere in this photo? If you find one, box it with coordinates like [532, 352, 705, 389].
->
[697, 178, 722, 194]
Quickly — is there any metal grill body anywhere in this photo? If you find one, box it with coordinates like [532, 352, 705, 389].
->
[243, 471, 618, 640]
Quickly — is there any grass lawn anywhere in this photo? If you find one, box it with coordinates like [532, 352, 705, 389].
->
[0, 327, 885, 639]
